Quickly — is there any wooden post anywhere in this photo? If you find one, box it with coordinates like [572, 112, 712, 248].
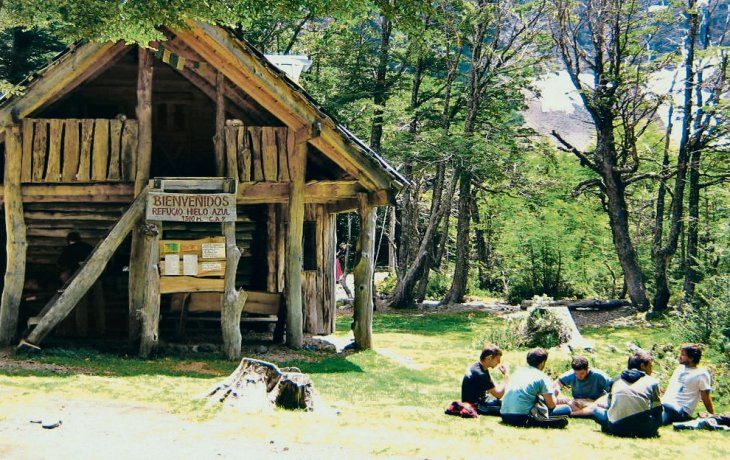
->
[139, 222, 161, 358]
[0, 126, 27, 345]
[285, 132, 307, 348]
[25, 188, 149, 347]
[352, 194, 376, 350]
[221, 220, 247, 360]
[128, 46, 154, 345]
[214, 70, 226, 177]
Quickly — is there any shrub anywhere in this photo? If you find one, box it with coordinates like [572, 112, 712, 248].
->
[521, 307, 572, 349]
[375, 271, 397, 297]
[472, 318, 524, 351]
[425, 270, 450, 300]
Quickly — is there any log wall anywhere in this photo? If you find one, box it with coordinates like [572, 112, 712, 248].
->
[301, 204, 336, 335]
[19, 118, 138, 183]
[224, 123, 289, 182]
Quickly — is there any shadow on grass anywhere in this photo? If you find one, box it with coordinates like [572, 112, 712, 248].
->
[282, 356, 364, 374]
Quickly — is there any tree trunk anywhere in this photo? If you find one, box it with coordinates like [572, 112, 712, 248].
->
[352, 195, 376, 350]
[442, 169, 472, 305]
[369, 15, 392, 153]
[0, 126, 26, 345]
[221, 220, 246, 360]
[683, 147, 702, 300]
[139, 222, 161, 358]
[599, 128, 650, 311]
[470, 192, 490, 289]
[128, 46, 154, 345]
[387, 205, 397, 272]
[285, 136, 307, 349]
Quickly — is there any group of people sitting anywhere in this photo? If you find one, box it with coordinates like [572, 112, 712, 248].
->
[448, 342, 715, 437]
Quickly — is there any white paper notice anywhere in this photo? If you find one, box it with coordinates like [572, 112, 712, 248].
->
[164, 254, 180, 276]
[201, 242, 226, 259]
[201, 262, 222, 273]
[183, 254, 198, 276]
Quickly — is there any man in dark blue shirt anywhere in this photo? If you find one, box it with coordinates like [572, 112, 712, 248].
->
[556, 356, 611, 416]
[461, 344, 509, 415]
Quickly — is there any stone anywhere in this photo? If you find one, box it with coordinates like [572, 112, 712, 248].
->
[256, 345, 269, 354]
[198, 343, 219, 353]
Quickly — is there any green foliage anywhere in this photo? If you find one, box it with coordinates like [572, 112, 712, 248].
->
[425, 270, 450, 300]
[375, 270, 397, 297]
[521, 307, 572, 349]
[671, 275, 730, 364]
[471, 318, 524, 351]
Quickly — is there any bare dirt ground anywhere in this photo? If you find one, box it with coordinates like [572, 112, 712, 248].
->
[0, 396, 350, 460]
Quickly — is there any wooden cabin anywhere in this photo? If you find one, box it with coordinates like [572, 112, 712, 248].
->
[0, 21, 405, 357]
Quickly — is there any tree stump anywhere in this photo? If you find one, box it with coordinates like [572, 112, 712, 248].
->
[206, 358, 316, 411]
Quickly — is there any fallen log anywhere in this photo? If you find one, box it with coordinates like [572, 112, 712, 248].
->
[520, 298, 630, 311]
[206, 358, 316, 411]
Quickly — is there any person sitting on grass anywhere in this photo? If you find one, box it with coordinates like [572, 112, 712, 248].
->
[593, 350, 663, 438]
[461, 344, 510, 415]
[661, 343, 714, 425]
[500, 348, 571, 428]
[555, 356, 611, 417]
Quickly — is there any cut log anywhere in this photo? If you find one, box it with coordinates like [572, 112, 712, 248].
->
[0, 126, 27, 345]
[23, 187, 149, 347]
[285, 135, 306, 348]
[206, 358, 315, 411]
[519, 298, 631, 311]
[139, 222, 161, 358]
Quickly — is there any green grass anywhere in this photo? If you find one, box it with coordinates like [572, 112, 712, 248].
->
[1, 311, 729, 458]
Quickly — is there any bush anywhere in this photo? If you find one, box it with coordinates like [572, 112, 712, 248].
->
[375, 271, 397, 297]
[521, 307, 572, 349]
[471, 318, 524, 351]
[425, 270, 450, 300]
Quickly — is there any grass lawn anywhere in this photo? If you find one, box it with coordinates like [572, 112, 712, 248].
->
[1, 310, 728, 459]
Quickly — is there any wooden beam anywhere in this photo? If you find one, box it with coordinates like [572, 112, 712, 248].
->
[0, 126, 27, 345]
[285, 134, 307, 348]
[24, 187, 149, 347]
[129, 46, 154, 346]
[0, 183, 133, 204]
[221, 220, 246, 360]
[214, 70, 226, 177]
[352, 193, 376, 350]
[0, 42, 128, 126]
[139, 221, 161, 358]
[235, 180, 365, 204]
[266, 204, 277, 292]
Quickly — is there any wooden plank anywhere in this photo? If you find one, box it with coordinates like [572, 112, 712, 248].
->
[323, 211, 337, 333]
[224, 125, 239, 181]
[62, 119, 80, 181]
[302, 271, 318, 334]
[77, 119, 94, 181]
[249, 127, 264, 181]
[266, 204, 277, 292]
[21, 119, 34, 182]
[45, 119, 63, 182]
[241, 127, 252, 181]
[0, 126, 27, 345]
[261, 128, 278, 182]
[277, 128, 290, 182]
[121, 121, 138, 182]
[23, 187, 149, 347]
[91, 119, 110, 181]
[107, 119, 123, 180]
[159, 276, 225, 294]
[31, 120, 48, 182]
[276, 205, 286, 293]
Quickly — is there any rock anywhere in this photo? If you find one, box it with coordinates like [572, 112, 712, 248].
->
[421, 300, 441, 308]
[256, 345, 269, 354]
[42, 420, 62, 430]
[303, 337, 337, 353]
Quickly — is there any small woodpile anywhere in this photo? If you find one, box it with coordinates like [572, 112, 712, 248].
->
[206, 358, 316, 411]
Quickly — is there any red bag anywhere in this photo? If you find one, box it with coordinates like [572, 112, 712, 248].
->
[445, 401, 478, 418]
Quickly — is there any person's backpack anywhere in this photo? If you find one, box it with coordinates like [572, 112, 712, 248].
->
[445, 401, 478, 418]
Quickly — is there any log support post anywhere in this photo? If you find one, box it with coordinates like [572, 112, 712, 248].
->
[139, 221, 161, 358]
[0, 126, 27, 345]
[128, 46, 154, 345]
[285, 132, 307, 348]
[214, 70, 226, 177]
[221, 220, 246, 360]
[352, 194, 376, 350]
[266, 204, 278, 292]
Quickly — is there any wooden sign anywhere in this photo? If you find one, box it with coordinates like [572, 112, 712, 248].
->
[146, 192, 236, 222]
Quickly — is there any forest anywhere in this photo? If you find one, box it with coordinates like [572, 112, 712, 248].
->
[0, 0, 727, 324]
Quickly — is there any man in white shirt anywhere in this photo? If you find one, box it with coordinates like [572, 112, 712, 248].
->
[661, 343, 714, 425]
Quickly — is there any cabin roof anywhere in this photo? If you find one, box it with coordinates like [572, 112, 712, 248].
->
[0, 23, 407, 191]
